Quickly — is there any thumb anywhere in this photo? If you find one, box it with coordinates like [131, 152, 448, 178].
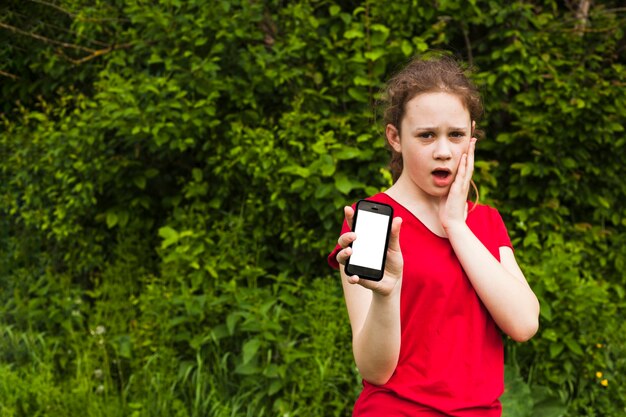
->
[344, 206, 355, 230]
[387, 217, 403, 252]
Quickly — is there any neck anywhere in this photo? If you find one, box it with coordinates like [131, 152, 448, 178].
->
[385, 177, 450, 238]
[386, 175, 443, 213]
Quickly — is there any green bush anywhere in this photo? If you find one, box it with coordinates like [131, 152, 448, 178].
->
[1, 1, 625, 416]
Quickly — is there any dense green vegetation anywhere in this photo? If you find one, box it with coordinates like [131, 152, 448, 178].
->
[1, 1, 625, 416]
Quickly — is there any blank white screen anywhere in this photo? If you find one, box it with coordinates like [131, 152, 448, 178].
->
[350, 210, 388, 270]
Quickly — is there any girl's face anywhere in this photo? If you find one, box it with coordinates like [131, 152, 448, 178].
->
[387, 92, 473, 198]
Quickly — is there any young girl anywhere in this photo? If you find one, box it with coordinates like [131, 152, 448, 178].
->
[328, 55, 540, 416]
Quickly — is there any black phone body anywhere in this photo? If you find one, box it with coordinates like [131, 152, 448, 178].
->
[345, 200, 394, 281]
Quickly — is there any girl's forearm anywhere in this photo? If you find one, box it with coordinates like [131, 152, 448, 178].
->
[351, 281, 402, 385]
[445, 222, 539, 342]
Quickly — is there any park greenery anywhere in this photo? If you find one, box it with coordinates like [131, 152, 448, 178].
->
[1, 0, 625, 416]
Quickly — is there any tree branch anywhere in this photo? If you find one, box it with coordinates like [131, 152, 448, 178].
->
[27, 0, 76, 17]
[575, 0, 591, 34]
[57, 42, 133, 65]
[462, 24, 474, 68]
[602, 7, 626, 14]
[0, 22, 97, 53]
[9, 9, 110, 47]
[0, 70, 20, 80]
[0, 21, 134, 65]
[26, 0, 130, 23]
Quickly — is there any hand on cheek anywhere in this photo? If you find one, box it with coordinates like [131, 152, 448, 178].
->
[440, 138, 477, 229]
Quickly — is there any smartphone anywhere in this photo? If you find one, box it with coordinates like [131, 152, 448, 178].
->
[345, 200, 394, 281]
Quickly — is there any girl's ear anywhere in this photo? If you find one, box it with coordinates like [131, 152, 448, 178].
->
[471, 120, 476, 137]
[386, 124, 402, 152]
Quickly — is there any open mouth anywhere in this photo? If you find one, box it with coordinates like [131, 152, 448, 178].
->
[432, 169, 451, 179]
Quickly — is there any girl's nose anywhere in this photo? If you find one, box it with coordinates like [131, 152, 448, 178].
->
[433, 138, 452, 160]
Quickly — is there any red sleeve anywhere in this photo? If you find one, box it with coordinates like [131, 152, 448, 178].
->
[467, 204, 513, 262]
[327, 218, 351, 270]
[491, 207, 513, 251]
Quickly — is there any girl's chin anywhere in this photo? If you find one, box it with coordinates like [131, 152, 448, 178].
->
[428, 189, 450, 198]
[415, 185, 450, 199]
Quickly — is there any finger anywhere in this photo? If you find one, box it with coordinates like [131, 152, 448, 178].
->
[386, 217, 403, 252]
[337, 231, 356, 249]
[347, 274, 376, 290]
[335, 246, 352, 265]
[346, 273, 361, 285]
[344, 206, 355, 230]
[466, 138, 477, 181]
[340, 264, 361, 284]
[455, 153, 468, 185]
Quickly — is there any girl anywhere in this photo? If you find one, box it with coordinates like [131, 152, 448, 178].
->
[328, 55, 540, 416]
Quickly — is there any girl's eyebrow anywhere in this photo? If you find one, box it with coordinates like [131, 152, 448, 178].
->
[411, 126, 468, 132]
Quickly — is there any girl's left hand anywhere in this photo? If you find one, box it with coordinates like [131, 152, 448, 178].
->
[439, 137, 477, 231]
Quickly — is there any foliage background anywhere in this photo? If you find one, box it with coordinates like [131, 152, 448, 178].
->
[1, 0, 625, 416]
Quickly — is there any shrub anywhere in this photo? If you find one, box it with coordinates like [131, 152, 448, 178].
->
[1, 1, 625, 415]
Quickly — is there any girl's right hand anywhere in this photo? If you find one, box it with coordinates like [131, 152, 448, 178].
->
[335, 205, 404, 296]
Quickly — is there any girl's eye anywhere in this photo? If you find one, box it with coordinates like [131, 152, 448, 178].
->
[418, 132, 434, 139]
[450, 131, 466, 139]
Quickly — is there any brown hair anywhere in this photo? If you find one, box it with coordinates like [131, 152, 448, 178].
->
[382, 53, 483, 184]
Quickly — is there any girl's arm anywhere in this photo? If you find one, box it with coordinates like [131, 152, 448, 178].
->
[444, 224, 539, 342]
[441, 138, 539, 342]
[336, 207, 403, 385]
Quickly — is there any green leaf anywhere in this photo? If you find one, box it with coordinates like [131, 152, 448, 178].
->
[279, 165, 311, 178]
[192, 168, 203, 182]
[531, 386, 568, 417]
[501, 365, 532, 417]
[118, 210, 129, 227]
[401, 40, 414, 56]
[115, 335, 133, 359]
[334, 146, 361, 160]
[242, 338, 261, 364]
[335, 173, 363, 194]
[226, 313, 239, 335]
[29, 112, 47, 122]
[347, 87, 368, 102]
[145, 168, 159, 178]
[106, 211, 118, 228]
[133, 176, 147, 190]
[563, 336, 583, 356]
[268, 379, 283, 395]
[353, 75, 371, 86]
[344, 28, 364, 39]
[533, 398, 568, 417]
[549, 342, 564, 358]
[597, 196, 611, 209]
[364, 49, 385, 61]
[540, 302, 552, 321]
[234, 361, 260, 375]
[159, 226, 179, 247]
[370, 23, 389, 35]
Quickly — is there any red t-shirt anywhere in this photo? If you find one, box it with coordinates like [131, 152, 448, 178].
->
[328, 193, 513, 417]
